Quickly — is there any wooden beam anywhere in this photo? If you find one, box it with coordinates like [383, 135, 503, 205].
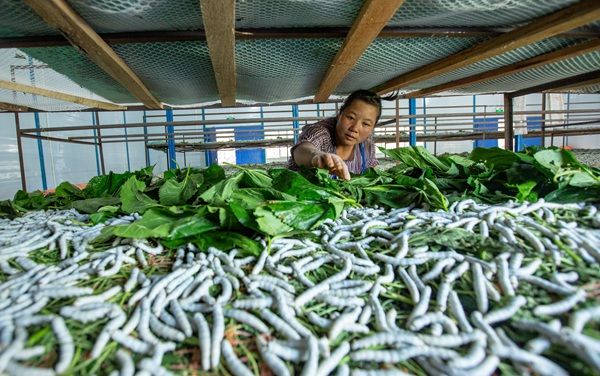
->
[371, 0, 600, 95]
[314, 0, 405, 103]
[404, 38, 600, 98]
[23, 0, 162, 110]
[504, 94, 514, 151]
[0, 101, 28, 112]
[199, 0, 236, 107]
[508, 69, 600, 98]
[546, 77, 600, 92]
[0, 80, 126, 111]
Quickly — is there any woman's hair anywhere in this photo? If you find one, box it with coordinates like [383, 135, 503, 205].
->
[338, 89, 398, 124]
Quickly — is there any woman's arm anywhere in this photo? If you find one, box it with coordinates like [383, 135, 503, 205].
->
[292, 142, 351, 180]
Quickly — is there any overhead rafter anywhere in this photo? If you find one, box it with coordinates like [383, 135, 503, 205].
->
[199, 0, 236, 107]
[23, 0, 163, 110]
[371, 0, 600, 96]
[314, 0, 406, 103]
[508, 69, 600, 98]
[0, 80, 126, 111]
[404, 38, 600, 98]
[1, 27, 599, 49]
[0, 101, 28, 112]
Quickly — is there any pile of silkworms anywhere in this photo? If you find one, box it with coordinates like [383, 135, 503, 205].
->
[0, 199, 599, 375]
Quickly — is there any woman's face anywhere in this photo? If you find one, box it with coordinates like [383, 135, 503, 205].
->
[335, 99, 378, 147]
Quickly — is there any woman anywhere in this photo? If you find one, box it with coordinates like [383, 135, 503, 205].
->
[285, 89, 384, 180]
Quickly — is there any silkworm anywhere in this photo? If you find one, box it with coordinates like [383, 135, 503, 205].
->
[73, 286, 122, 306]
[421, 258, 456, 282]
[409, 312, 459, 334]
[256, 336, 291, 376]
[328, 306, 361, 340]
[215, 277, 233, 304]
[519, 274, 578, 295]
[260, 309, 301, 340]
[444, 261, 470, 283]
[350, 346, 459, 363]
[300, 336, 319, 376]
[169, 299, 193, 337]
[148, 314, 186, 342]
[494, 345, 568, 376]
[569, 306, 600, 333]
[406, 286, 431, 327]
[315, 341, 350, 376]
[211, 305, 224, 370]
[166, 264, 202, 293]
[496, 256, 515, 296]
[193, 312, 211, 371]
[397, 267, 420, 304]
[223, 308, 270, 334]
[483, 295, 528, 325]
[249, 275, 296, 294]
[471, 262, 488, 313]
[533, 289, 587, 316]
[114, 348, 135, 376]
[52, 317, 74, 374]
[435, 281, 451, 312]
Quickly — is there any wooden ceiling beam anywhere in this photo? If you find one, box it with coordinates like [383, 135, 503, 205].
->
[2, 27, 599, 49]
[0, 80, 126, 110]
[314, 0, 406, 103]
[0, 101, 28, 112]
[199, 0, 236, 107]
[508, 69, 600, 98]
[404, 38, 600, 98]
[371, 0, 600, 96]
[23, 0, 162, 110]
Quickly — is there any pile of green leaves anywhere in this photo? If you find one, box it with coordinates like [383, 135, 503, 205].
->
[1, 146, 597, 252]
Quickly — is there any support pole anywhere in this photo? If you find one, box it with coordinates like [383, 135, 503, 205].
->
[504, 94, 514, 151]
[541, 93, 546, 147]
[34, 112, 47, 190]
[395, 97, 400, 148]
[409, 98, 417, 146]
[166, 109, 176, 170]
[14, 113, 26, 191]
[95, 112, 106, 175]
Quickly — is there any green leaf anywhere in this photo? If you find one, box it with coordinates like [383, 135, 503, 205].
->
[254, 206, 295, 236]
[379, 145, 449, 172]
[158, 172, 202, 206]
[119, 176, 159, 214]
[71, 197, 121, 214]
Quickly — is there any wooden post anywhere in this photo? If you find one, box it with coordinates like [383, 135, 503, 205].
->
[504, 94, 514, 151]
[14, 113, 27, 191]
[95, 112, 106, 175]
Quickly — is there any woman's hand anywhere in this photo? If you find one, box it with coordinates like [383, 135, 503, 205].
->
[311, 152, 351, 180]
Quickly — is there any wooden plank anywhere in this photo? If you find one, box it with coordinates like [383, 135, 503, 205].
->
[314, 0, 405, 103]
[0, 80, 126, 111]
[0, 101, 28, 112]
[504, 94, 514, 151]
[371, 0, 600, 95]
[404, 38, 600, 98]
[509, 69, 600, 98]
[200, 0, 236, 107]
[23, 0, 162, 110]
[546, 77, 600, 92]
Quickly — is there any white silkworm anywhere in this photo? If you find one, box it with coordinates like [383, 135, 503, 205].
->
[483, 295, 528, 325]
[406, 286, 431, 327]
[421, 258, 456, 282]
[123, 267, 140, 293]
[569, 306, 600, 333]
[496, 256, 515, 296]
[256, 336, 290, 376]
[221, 339, 254, 376]
[193, 312, 211, 371]
[300, 336, 319, 376]
[260, 309, 301, 340]
[350, 346, 459, 363]
[533, 290, 587, 316]
[73, 286, 122, 306]
[519, 274, 578, 295]
[444, 261, 470, 282]
[111, 330, 152, 354]
[471, 262, 488, 313]
[224, 308, 270, 334]
[409, 312, 459, 334]
[436, 281, 451, 313]
[52, 317, 74, 374]
[148, 314, 186, 342]
[170, 299, 193, 337]
[397, 267, 420, 304]
[211, 305, 224, 370]
[315, 341, 350, 376]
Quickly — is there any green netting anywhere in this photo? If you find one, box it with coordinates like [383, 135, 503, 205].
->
[0, 0, 57, 37]
[458, 51, 600, 94]
[389, 0, 580, 27]
[338, 36, 487, 94]
[405, 38, 593, 91]
[112, 42, 218, 105]
[20, 46, 138, 104]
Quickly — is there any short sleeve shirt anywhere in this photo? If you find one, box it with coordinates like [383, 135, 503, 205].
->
[285, 117, 378, 174]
